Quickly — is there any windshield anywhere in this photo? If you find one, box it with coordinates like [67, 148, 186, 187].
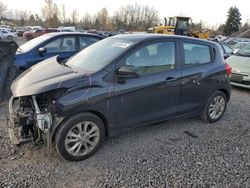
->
[18, 34, 52, 53]
[66, 38, 135, 73]
[237, 44, 250, 56]
[177, 19, 189, 30]
[232, 42, 249, 50]
[222, 44, 233, 54]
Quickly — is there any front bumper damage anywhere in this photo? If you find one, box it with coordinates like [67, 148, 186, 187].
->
[8, 96, 53, 150]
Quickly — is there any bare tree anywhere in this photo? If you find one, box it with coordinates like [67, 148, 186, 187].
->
[42, 0, 60, 27]
[112, 4, 160, 31]
[96, 8, 108, 30]
[71, 9, 78, 26]
[0, 2, 7, 23]
[81, 13, 94, 29]
[61, 4, 66, 24]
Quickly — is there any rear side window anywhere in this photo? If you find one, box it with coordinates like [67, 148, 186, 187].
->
[183, 43, 211, 67]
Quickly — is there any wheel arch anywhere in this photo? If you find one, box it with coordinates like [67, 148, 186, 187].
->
[218, 88, 230, 101]
[51, 110, 110, 142]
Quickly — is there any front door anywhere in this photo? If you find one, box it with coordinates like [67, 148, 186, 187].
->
[111, 40, 181, 130]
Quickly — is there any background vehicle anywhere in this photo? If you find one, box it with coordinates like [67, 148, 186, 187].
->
[9, 34, 231, 161]
[226, 44, 250, 89]
[15, 32, 104, 70]
[0, 29, 17, 40]
[214, 42, 234, 59]
[148, 16, 211, 39]
[231, 42, 250, 53]
[16, 29, 25, 37]
[58, 26, 76, 32]
[0, 31, 3, 40]
[23, 28, 59, 41]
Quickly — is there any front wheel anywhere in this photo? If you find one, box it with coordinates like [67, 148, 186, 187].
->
[201, 91, 227, 122]
[55, 113, 105, 161]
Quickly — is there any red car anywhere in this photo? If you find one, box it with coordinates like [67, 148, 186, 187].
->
[23, 28, 58, 41]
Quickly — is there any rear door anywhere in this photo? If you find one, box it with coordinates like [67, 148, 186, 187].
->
[111, 39, 181, 130]
[178, 40, 215, 114]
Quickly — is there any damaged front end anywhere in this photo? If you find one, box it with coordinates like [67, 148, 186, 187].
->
[8, 89, 65, 148]
[7, 56, 85, 148]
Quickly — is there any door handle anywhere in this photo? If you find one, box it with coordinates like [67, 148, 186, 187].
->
[165, 77, 177, 82]
[192, 79, 200, 85]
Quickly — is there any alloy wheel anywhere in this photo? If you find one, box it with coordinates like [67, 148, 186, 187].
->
[208, 96, 226, 120]
[64, 121, 100, 157]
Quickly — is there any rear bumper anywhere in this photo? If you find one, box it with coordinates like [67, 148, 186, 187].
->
[231, 82, 250, 89]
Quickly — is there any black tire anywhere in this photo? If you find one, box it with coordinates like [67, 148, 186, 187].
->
[55, 113, 105, 161]
[26, 35, 33, 41]
[7, 36, 13, 40]
[201, 91, 227, 123]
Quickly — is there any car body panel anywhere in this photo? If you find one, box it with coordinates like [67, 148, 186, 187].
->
[178, 40, 231, 113]
[11, 56, 84, 97]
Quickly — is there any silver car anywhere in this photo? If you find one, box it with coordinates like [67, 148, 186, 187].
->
[226, 44, 250, 89]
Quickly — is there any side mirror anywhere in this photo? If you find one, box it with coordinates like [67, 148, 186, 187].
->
[38, 47, 47, 54]
[117, 65, 139, 78]
[223, 54, 229, 59]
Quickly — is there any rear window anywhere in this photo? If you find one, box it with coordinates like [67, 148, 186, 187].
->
[183, 42, 211, 67]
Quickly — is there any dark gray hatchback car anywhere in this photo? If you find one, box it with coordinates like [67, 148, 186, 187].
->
[8, 34, 231, 161]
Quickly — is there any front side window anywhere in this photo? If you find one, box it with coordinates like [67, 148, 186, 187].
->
[183, 43, 211, 67]
[43, 36, 76, 53]
[125, 41, 176, 76]
[43, 38, 62, 53]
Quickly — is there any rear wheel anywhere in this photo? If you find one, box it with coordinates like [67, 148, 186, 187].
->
[55, 113, 105, 161]
[201, 91, 227, 122]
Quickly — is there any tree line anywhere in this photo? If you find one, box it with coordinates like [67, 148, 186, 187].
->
[0, 0, 249, 35]
[0, 0, 160, 31]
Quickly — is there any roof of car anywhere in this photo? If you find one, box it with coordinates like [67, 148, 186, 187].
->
[112, 34, 216, 44]
[45, 32, 104, 38]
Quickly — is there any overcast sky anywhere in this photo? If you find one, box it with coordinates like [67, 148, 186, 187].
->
[3, 0, 250, 28]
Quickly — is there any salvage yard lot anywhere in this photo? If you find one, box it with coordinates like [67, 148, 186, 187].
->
[0, 87, 249, 187]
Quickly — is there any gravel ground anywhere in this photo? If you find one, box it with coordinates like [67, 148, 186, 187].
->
[0, 87, 249, 188]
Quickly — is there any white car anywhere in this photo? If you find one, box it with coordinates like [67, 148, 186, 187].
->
[0, 30, 17, 40]
[0, 31, 3, 40]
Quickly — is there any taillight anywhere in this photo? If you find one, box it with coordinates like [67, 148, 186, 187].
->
[225, 63, 232, 76]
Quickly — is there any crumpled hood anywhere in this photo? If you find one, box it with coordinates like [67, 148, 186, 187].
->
[226, 55, 250, 74]
[11, 56, 84, 97]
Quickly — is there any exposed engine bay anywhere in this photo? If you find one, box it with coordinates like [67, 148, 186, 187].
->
[8, 89, 65, 146]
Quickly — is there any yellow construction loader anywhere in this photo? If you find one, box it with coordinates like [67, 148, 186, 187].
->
[148, 16, 210, 39]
